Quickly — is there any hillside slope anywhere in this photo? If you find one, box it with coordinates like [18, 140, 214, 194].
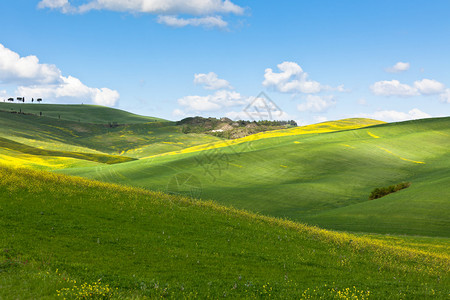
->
[1, 166, 448, 298]
[61, 117, 450, 237]
[0, 103, 167, 124]
[0, 107, 223, 167]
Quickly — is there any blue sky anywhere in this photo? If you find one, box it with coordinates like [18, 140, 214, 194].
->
[1, 0, 449, 124]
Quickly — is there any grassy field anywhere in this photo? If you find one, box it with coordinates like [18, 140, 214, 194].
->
[1, 166, 448, 299]
[1, 105, 448, 237]
[1, 104, 449, 298]
[0, 105, 222, 168]
[0, 103, 167, 124]
[0, 136, 136, 164]
[60, 116, 450, 237]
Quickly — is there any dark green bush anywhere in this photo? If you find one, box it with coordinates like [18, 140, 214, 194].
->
[369, 182, 411, 200]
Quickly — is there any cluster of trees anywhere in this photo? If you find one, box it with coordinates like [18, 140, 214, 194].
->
[4, 97, 43, 103]
[177, 116, 298, 138]
[369, 182, 411, 200]
[177, 116, 297, 127]
[254, 120, 297, 126]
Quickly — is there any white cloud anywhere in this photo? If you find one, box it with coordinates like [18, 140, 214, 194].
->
[297, 95, 336, 113]
[358, 108, 431, 122]
[194, 72, 232, 90]
[157, 15, 227, 28]
[385, 62, 410, 73]
[177, 73, 291, 120]
[370, 80, 419, 97]
[371, 78, 446, 98]
[413, 79, 445, 95]
[263, 62, 322, 94]
[0, 43, 61, 85]
[37, 0, 74, 13]
[75, 0, 244, 15]
[17, 76, 120, 106]
[440, 89, 450, 103]
[38, 0, 244, 27]
[0, 43, 119, 106]
[178, 90, 246, 112]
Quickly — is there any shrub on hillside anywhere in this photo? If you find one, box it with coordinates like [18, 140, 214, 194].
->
[369, 182, 411, 200]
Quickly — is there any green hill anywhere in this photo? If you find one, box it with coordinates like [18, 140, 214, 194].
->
[1, 104, 448, 235]
[60, 117, 450, 237]
[1, 166, 448, 299]
[0, 106, 222, 169]
[0, 103, 167, 124]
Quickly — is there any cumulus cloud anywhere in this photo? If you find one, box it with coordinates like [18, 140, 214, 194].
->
[385, 62, 410, 73]
[176, 74, 292, 121]
[358, 108, 431, 122]
[370, 80, 419, 97]
[371, 78, 446, 98]
[157, 15, 227, 28]
[413, 79, 445, 95]
[0, 43, 119, 106]
[263, 62, 323, 94]
[0, 43, 61, 85]
[17, 76, 120, 106]
[75, 0, 244, 15]
[194, 72, 232, 90]
[38, 0, 244, 28]
[37, 0, 74, 13]
[178, 90, 246, 112]
[297, 95, 336, 113]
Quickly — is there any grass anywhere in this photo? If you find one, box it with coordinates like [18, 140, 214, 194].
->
[60, 116, 450, 237]
[0, 136, 135, 164]
[1, 166, 448, 299]
[0, 103, 167, 124]
[0, 108, 223, 165]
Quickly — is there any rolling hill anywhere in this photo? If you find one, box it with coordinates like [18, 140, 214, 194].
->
[1, 166, 448, 299]
[1, 104, 449, 298]
[1, 104, 448, 236]
[60, 116, 450, 237]
[0, 104, 222, 169]
[0, 103, 167, 124]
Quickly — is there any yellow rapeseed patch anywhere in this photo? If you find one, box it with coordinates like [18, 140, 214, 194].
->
[367, 131, 380, 139]
[142, 118, 385, 160]
[376, 146, 425, 164]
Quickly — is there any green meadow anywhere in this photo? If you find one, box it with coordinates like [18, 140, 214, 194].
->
[1, 167, 448, 299]
[0, 103, 449, 299]
[60, 117, 450, 237]
[0, 103, 166, 124]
